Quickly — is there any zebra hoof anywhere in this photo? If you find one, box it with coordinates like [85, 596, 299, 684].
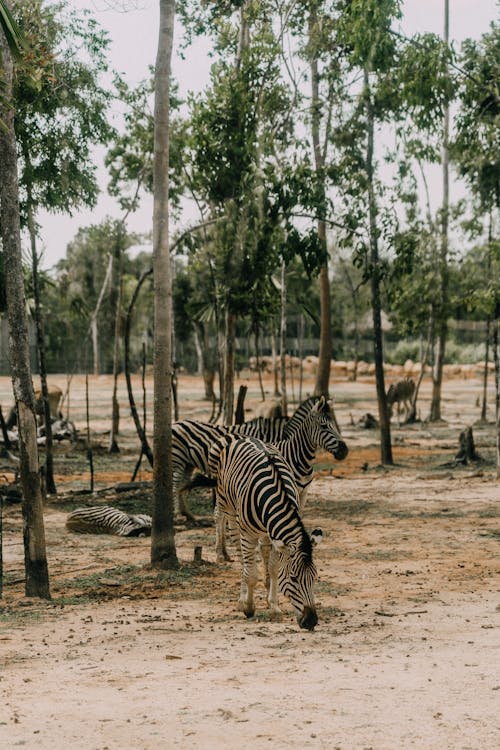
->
[238, 601, 255, 618]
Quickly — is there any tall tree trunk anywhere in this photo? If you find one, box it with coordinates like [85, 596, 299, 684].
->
[280, 261, 288, 417]
[109, 226, 124, 453]
[222, 307, 236, 424]
[27, 200, 56, 494]
[194, 323, 216, 401]
[151, 0, 178, 569]
[493, 310, 500, 479]
[89, 253, 113, 376]
[0, 21, 50, 598]
[430, 0, 450, 422]
[364, 68, 392, 465]
[481, 318, 491, 422]
[309, 12, 332, 398]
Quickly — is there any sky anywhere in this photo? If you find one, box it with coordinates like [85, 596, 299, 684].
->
[36, 0, 498, 271]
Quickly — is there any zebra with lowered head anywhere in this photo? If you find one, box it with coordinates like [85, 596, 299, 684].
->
[194, 432, 322, 630]
[211, 395, 347, 562]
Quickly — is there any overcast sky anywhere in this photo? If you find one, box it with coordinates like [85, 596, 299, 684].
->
[36, 0, 498, 270]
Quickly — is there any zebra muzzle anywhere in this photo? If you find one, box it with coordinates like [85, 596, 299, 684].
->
[298, 606, 318, 631]
[334, 441, 349, 460]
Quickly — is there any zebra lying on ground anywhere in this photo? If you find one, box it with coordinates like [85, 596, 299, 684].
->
[189, 433, 322, 630]
[386, 377, 416, 425]
[172, 396, 324, 522]
[66, 506, 152, 537]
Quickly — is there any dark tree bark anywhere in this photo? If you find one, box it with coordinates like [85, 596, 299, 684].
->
[222, 307, 236, 425]
[430, 0, 450, 422]
[364, 67, 392, 465]
[151, 0, 178, 569]
[26, 198, 56, 494]
[109, 226, 124, 453]
[0, 21, 50, 598]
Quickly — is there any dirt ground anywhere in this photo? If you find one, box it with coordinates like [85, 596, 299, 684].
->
[1, 370, 499, 750]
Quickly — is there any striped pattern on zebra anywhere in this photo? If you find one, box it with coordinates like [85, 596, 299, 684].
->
[66, 506, 152, 537]
[172, 397, 321, 521]
[203, 433, 322, 630]
[386, 377, 416, 425]
[213, 395, 347, 561]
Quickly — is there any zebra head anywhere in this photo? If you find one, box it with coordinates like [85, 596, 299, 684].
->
[273, 528, 322, 631]
[307, 396, 348, 461]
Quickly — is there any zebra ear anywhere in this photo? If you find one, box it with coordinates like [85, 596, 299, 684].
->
[312, 396, 325, 413]
[271, 538, 285, 551]
[310, 528, 323, 546]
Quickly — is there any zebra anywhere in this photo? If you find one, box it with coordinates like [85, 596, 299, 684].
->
[195, 433, 322, 630]
[386, 377, 416, 425]
[172, 396, 323, 522]
[212, 395, 347, 562]
[66, 506, 152, 537]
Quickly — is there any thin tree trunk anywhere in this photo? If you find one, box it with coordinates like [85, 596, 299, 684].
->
[493, 313, 500, 479]
[89, 253, 113, 376]
[222, 307, 236, 425]
[364, 67, 392, 465]
[271, 322, 280, 397]
[27, 201, 56, 494]
[309, 12, 332, 398]
[430, 0, 450, 422]
[254, 328, 265, 402]
[0, 22, 50, 598]
[280, 262, 288, 417]
[151, 0, 178, 569]
[109, 227, 124, 453]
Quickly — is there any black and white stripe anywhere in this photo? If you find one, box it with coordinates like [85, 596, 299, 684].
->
[205, 433, 322, 630]
[66, 506, 152, 537]
[214, 396, 347, 561]
[172, 398, 321, 521]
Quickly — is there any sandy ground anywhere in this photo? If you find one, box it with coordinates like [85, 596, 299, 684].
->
[1, 371, 499, 750]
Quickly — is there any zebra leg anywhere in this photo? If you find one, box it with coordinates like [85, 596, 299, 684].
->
[215, 502, 232, 562]
[238, 536, 259, 618]
[175, 467, 197, 523]
[264, 542, 282, 620]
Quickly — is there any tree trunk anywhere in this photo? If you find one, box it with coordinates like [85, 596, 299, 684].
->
[430, 0, 450, 423]
[151, 0, 178, 569]
[109, 227, 124, 453]
[309, 14, 332, 398]
[279, 261, 288, 417]
[493, 311, 500, 479]
[194, 322, 216, 401]
[481, 318, 491, 422]
[364, 67, 392, 465]
[254, 328, 266, 402]
[222, 307, 236, 425]
[89, 252, 113, 376]
[0, 23, 50, 598]
[27, 200, 56, 494]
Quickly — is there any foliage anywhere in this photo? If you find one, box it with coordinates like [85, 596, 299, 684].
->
[451, 23, 500, 212]
[13, 1, 114, 224]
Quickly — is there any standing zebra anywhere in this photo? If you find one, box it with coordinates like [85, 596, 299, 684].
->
[386, 377, 416, 425]
[172, 397, 323, 521]
[199, 433, 322, 630]
[212, 395, 347, 561]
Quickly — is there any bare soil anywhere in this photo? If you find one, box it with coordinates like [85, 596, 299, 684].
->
[1, 371, 499, 750]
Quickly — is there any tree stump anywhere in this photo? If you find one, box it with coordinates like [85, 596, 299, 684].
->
[454, 426, 481, 464]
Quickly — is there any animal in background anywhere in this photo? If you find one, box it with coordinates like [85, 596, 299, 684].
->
[386, 377, 415, 425]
